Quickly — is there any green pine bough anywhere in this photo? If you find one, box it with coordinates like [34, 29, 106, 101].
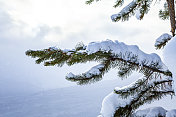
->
[26, 0, 176, 116]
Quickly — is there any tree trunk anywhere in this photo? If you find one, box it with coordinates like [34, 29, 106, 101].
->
[167, 0, 175, 36]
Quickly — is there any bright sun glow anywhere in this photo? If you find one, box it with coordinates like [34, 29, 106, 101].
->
[3, 0, 101, 30]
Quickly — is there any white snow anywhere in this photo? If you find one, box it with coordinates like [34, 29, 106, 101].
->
[65, 40, 169, 80]
[0, 80, 121, 117]
[98, 91, 132, 117]
[155, 33, 172, 47]
[111, 0, 137, 21]
[135, 9, 142, 20]
[65, 39, 169, 80]
[49, 47, 58, 51]
[99, 76, 173, 117]
[59, 40, 168, 72]
[164, 36, 176, 89]
[86, 40, 168, 71]
[135, 108, 176, 117]
[63, 49, 73, 53]
[114, 75, 173, 93]
[166, 109, 176, 117]
[66, 64, 104, 79]
[66, 72, 76, 78]
[85, 64, 104, 78]
[114, 76, 144, 92]
[163, 35, 176, 111]
[135, 107, 167, 117]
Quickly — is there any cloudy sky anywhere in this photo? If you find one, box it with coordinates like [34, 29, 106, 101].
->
[0, 0, 171, 92]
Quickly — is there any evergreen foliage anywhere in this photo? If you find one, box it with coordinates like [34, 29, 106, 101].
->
[26, 40, 174, 116]
[26, 42, 172, 84]
[159, 3, 169, 20]
[26, 0, 176, 116]
[114, 75, 173, 116]
[86, 0, 176, 46]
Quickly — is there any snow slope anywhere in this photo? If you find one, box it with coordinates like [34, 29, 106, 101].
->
[0, 78, 41, 97]
[0, 80, 120, 117]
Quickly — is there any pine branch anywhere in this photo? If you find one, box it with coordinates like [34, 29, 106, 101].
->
[111, 0, 153, 22]
[66, 59, 112, 85]
[85, 0, 101, 4]
[112, 55, 171, 77]
[114, 0, 124, 8]
[136, 0, 151, 20]
[114, 74, 173, 98]
[114, 73, 153, 98]
[26, 40, 172, 85]
[111, 0, 139, 22]
[114, 79, 174, 117]
[159, 2, 169, 20]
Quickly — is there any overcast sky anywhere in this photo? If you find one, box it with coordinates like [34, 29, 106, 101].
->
[0, 0, 172, 91]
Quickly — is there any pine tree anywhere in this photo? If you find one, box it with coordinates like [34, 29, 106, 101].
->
[26, 0, 175, 116]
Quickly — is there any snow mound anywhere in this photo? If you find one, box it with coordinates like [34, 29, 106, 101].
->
[98, 91, 131, 117]
[164, 36, 176, 90]
[135, 107, 167, 117]
[135, 108, 176, 117]
[166, 109, 176, 117]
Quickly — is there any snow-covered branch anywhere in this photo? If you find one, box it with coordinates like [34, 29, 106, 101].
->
[26, 40, 172, 85]
[111, 0, 138, 22]
[66, 64, 108, 85]
[99, 77, 173, 117]
[155, 33, 172, 49]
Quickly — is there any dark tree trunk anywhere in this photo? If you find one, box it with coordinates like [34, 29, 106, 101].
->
[167, 0, 175, 36]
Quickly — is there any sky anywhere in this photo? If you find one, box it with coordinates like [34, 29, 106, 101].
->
[0, 0, 172, 92]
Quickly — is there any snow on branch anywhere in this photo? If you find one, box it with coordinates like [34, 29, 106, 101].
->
[86, 40, 169, 72]
[111, 0, 153, 22]
[26, 40, 174, 116]
[66, 64, 107, 85]
[159, 2, 169, 20]
[111, 0, 138, 22]
[155, 33, 172, 49]
[98, 77, 174, 117]
[26, 40, 172, 85]
[135, 0, 152, 20]
[114, 74, 173, 97]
